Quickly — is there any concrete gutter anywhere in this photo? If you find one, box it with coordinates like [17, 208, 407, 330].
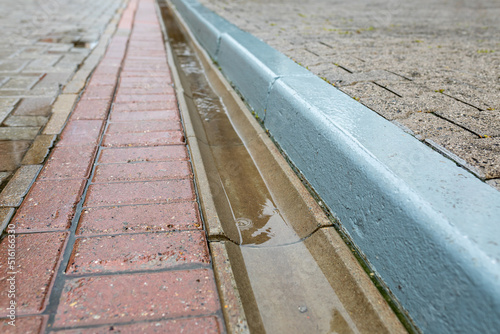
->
[169, 0, 500, 332]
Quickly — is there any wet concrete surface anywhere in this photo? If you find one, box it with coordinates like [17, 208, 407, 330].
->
[162, 3, 407, 332]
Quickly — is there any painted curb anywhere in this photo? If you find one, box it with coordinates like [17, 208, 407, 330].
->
[170, 0, 500, 333]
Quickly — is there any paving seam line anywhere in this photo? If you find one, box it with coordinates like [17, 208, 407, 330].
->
[169, 0, 500, 333]
[0, 0, 129, 235]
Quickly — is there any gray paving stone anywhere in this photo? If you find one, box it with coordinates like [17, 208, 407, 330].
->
[435, 107, 500, 138]
[0, 172, 10, 185]
[4, 115, 48, 127]
[396, 112, 478, 143]
[0, 59, 29, 73]
[0, 105, 15, 124]
[0, 127, 40, 140]
[0, 77, 9, 87]
[432, 137, 500, 179]
[13, 96, 55, 116]
[0, 75, 41, 90]
[21, 134, 56, 165]
[0, 208, 15, 233]
[0, 98, 19, 108]
[0, 141, 31, 171]
[0, 164, 41, 207]
[23, 54, 63, 72]
[199, 0, 500, 180]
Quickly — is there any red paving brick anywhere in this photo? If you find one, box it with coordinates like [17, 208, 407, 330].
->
[54, 269, 220, 327]
[113, 101, 178, 112]
[93, 161, 191, 183]
[80, 84, 115, 100]
[127, 50, 166, 58]
[67, 231, 210, 274]
[117, 86, 175, 95]
[71, 99, 110, 120]
[55, 316, 221, 333]
[77, 202, 202, 235]
[57, 120, 104, 147]
[3, 1, 223, 332]
[119, 76, 173, 87]
[13, 179, 86, 231]
[114, 94, 176, 104]
[92, 66, 120, 77]
[110, 110, 179, 122]
[84, 179, 195, 207]
[38, 145, 96, 180]
[98, 146, 187, 163]
[0, 233, 67, 315]
[89, 74, 119, 86]
[123, 63, 168, 70]
[121, 64, 169, 71]
[120, 71, 172, 78]
[106, 120, 181, 133]
[102, 131, 184, 147]
[0, 316, 47, 334]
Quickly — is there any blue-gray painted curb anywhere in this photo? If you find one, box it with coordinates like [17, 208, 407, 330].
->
[170, 0, 500, 332]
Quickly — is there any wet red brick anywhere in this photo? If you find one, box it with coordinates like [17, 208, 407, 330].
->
[119, 76, 173, 88]
[93, 161, 191, 183]
[0, 233, 67, 315]
[89, 74, 118, 86]
[13, 179, 86, 231]
[127, 50, 166, 58]
[80, 85, 115, 100]
[104, 50, 126, 59]
[114, 94, 176, 104]
[120, 71, 171, 78]
[77, 202, 202, 235]
[67, 231, 209, 274]
[110, 110, 179, 122]
[55, 316, 221, 333]
[117, 86, 175, 95]
[71, 99, 110, 120]
[123, 60, 167, 68]
[84, 179, 195, 207]
[102, 131, 184, 147]
[126, 56, 165, 62]
[54, 269, 220, 327]
[106, 120, 181, 134]
[92, 66, 120, 77]
[98, 146, 187, 164]
[38, 145, 96, 180]
[0, 316, 47, 334]
[113, 101, 177, 112]
[121, 64, 169, 71]
[127, 46, 164, 52]
[57, 120, 104, 147]
[99, 59, 122, 67]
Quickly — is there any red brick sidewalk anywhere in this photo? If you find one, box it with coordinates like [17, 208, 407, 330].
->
[0, 0, 224, 332]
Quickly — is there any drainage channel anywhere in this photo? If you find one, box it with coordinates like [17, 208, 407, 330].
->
[158, 2, 407, 333]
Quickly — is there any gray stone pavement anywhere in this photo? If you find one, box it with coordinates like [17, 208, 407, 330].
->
[0, 0, 123, 190]
[199, 0, 500, 188]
